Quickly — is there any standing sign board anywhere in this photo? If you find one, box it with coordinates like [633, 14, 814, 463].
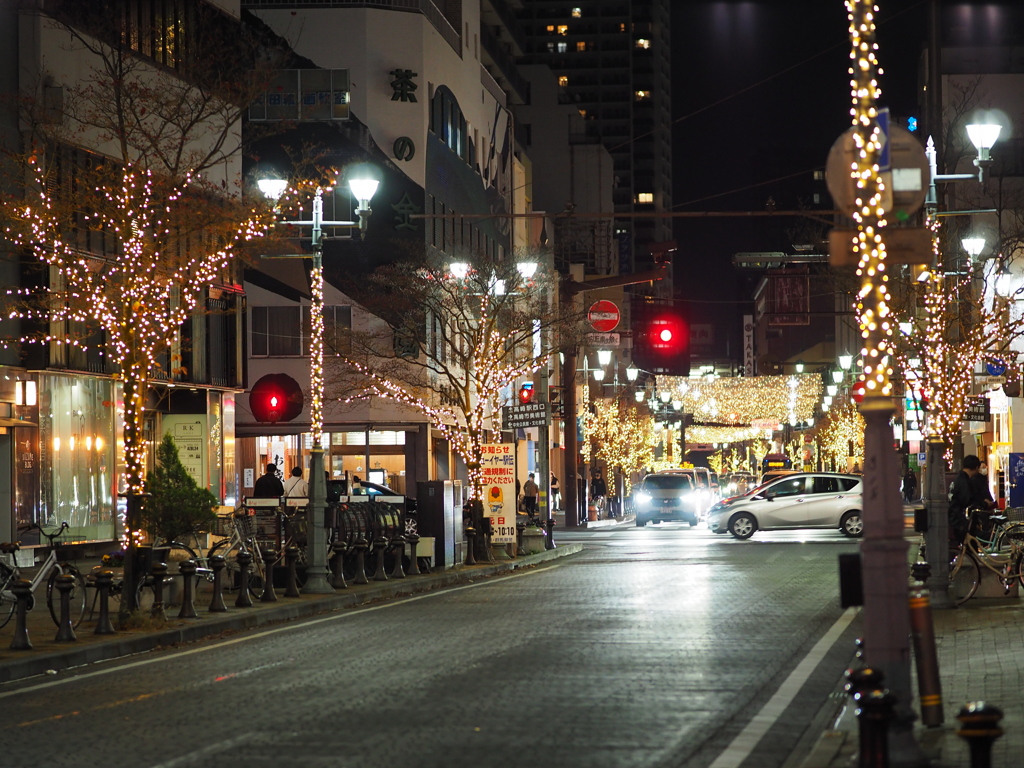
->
[480, 444, 516, 544]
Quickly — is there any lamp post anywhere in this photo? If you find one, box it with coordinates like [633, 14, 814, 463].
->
[259, 165, 379, 594]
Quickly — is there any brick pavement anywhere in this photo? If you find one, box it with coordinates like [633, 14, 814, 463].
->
[800, 593, 1024, 768]
[0, 543, 582, 685]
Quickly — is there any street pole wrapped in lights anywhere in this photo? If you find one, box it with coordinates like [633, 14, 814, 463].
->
[260, 163, 379, 594]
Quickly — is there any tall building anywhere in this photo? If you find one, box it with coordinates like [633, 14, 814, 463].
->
[517, 0, 673, 280]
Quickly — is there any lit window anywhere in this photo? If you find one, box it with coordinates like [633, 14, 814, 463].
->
[578, 109, 587, 118]
[636, 38, 651, 49]
[557, 25, 568, 36]
[547, 42, 555, 52]
[558, 75, 569, 87]
[620, 23, 626, 32]
[636, 192, 653, 204]
[557, 42, 567, 53]
[572, 7, 582, 17]
[576, 41, 587, 51]
[635, 90, 650, 101]
[546, 25, 555, 33]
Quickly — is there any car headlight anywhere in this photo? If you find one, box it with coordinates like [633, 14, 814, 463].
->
[636, 492, 651, 503]
[678, 493, 690, 502]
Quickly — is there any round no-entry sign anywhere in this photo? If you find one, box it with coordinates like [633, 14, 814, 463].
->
[588, 300, 620, 332]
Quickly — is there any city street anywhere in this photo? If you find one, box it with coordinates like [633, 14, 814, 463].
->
[1, 526, 862, 768]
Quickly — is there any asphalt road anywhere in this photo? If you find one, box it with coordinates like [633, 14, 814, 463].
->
[1, 525, 863, 768]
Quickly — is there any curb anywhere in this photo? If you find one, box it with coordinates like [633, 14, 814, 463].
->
[0, 543, 583, 685]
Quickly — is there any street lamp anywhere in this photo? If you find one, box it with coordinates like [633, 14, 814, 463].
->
[259, 163, 379, 594]
[962, 236, 986, 260]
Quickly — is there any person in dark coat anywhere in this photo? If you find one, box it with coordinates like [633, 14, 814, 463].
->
[901, 469, 917, 502]
[253, 463, 284, 498]
[948, 455, 992, 545]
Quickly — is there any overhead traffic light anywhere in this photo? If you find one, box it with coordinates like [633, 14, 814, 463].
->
[632, 302, 689, 376]
[249, 373, 304, 423]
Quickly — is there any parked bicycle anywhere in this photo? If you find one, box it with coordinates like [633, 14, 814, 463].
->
[0, 522, 87, 629]
[949, 508, 1024, 604]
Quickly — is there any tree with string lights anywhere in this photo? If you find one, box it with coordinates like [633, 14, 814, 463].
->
[330, 255, 583, 499]
[580, 398, 655, 494]
[0, 4, 277, 614]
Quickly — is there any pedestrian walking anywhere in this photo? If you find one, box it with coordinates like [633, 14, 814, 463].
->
[901, 468, 917, 503]
[253, 463, 284, 499]
[284, 466, 308, 498]
[522, 473, 539, 519]
[550, 474, 561, 511]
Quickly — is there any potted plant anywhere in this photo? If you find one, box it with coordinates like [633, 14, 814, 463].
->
[139, 434, 218, 545]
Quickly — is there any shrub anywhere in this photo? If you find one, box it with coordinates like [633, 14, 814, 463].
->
[140, 434, 218, 543]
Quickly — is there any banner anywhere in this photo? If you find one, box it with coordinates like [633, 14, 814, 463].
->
[480, 443, 516, 544]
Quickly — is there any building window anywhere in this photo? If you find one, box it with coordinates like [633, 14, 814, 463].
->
[572, 7, 582, 17]
[547, 42, 555, 52]
[576, 41, 587, 51]
[557, 42, 568, 53]
[546, 25, 555, 33]
[578, 109, 587, 118]
[557, 25, 568, 36]
[636, 192, 654, 204]
[558, 75, 569, 87]
[251, 305, 351, 356]
[636, 38, 651, 49]
[636, 90, 651, 101]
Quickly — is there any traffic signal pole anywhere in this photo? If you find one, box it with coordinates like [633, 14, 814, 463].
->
[559, 265, 668, 527]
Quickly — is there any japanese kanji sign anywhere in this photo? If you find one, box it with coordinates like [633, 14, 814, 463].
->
[480, 443, 515, 544]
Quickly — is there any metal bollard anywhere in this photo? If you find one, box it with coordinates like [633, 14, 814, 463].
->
[234, 550, 254, 608]
[260, 549, 278, 602]
[544, 518, 556, 550]
[516, 522, 526, 557]
[284, 546, 301, 597]
[177, 560, 199, 619]
[353, 537, 370, 585]
[54, 574, 78, 642]
[93, 570, 117, 635]
[389, 535, 406, 579]
[150, 562, 168, 621]
[10, 579, 33, 650]
[405, 533, 421, 576]
[208, 555, 227, 612]
[465, 527, 477, 565]
[329, 542, 348, 589]
[372, 536, 389, 581]
[845, 667, 892, 768]
[909, 576, 943, 727]
[957, 702, 1003, 768]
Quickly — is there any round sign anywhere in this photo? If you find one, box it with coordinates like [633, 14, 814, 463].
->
[851, 380, 867, 404]
[987, 359, 1007, 376]
[587, 300, 620, 332]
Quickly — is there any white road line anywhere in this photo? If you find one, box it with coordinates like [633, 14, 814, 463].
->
[149, 734, 256, 768]
[0, 562, 564, 699]
[708, 607, 858, 768]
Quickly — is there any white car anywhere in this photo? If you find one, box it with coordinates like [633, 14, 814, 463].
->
[707, 473, 864, 539]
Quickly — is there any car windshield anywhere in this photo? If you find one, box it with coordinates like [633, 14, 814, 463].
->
[644, 475, 693, 490]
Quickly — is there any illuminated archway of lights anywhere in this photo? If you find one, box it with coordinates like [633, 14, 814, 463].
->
[656, 374, 823, 427]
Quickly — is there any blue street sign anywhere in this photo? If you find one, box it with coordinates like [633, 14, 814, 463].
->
[878, 107, 891, 171]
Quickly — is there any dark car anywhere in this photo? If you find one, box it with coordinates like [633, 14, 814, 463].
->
[634, 473, 700, 527]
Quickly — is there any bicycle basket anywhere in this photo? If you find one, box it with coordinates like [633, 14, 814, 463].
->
[1005, 507, 1024, 523]
[211, 514, 235, 538]
[55, 532, 86, 561]
[285, 514, 307, 547]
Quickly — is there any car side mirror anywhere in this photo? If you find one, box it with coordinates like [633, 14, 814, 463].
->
[763, 492, 775, 501]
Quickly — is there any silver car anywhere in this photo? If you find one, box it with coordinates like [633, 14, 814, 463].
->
[707, 473, 864, 539]
[634, 473, 700, 527]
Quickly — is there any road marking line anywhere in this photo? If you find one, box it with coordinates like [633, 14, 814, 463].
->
[148, 734, 255, 768]
[0, 563, 563, 699]
[708, 606, 858, 768]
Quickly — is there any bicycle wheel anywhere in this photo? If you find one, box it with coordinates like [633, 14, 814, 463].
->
[208, 540, 263, 598]
[949, 549, 980, 605]
[0, 563, 17, 629]
[46, 566, 88, 628]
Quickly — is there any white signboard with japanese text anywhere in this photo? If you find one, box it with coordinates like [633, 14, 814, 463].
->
[480, 443, 516, 544]
[162, 415, 207, 488]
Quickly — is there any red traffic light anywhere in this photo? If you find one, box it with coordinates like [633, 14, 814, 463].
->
[633, 302, 689, 376]
[250, 374, 304, 423]
[658, 327, 674, 343]
[518, 383, 535, 404]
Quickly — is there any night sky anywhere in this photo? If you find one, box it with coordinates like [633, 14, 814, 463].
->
[669, 0, 935, 362]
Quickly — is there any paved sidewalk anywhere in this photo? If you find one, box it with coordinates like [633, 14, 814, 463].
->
[800, 595, 1024, 768]
[0, 543, 582, 685]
